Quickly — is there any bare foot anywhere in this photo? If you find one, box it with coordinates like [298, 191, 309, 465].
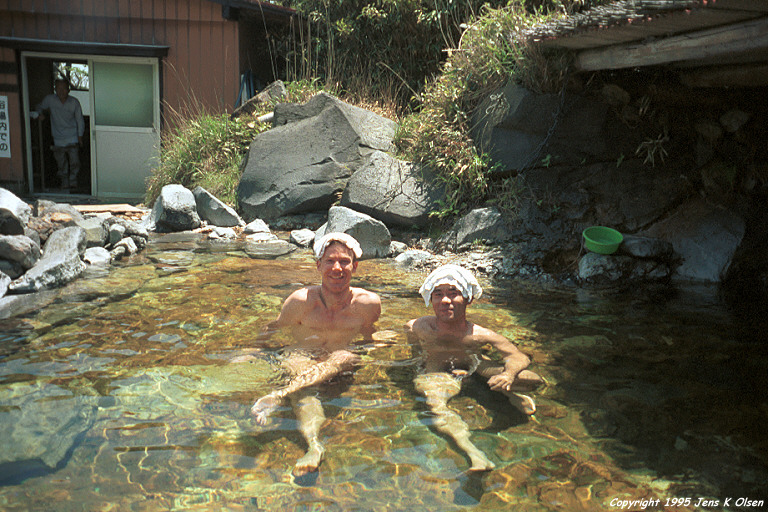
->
[508, 393, 536, 416]
[293, 442, 324, 477]
[250, 394, 281, 425]
[468, 453, 496, 472]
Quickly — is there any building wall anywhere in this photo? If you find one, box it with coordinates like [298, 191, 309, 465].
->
[0, 0, 241, 114]
[0, 46, 23, 185]
[0, 0, 254, 186]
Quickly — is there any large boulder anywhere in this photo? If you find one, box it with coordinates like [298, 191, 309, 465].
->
[0, 188, 32, 235]
[193, 186, 243, 227]
[9, 226, 87, 293]
[324, 206, 391, 259]
[147, 185, 201, 232]
[641, 199, 745, 282]
[340, 151, 445, 227]
[237, 93, 397, 221]
[472, 82, 641, 174]
[440, 207, 511, 251]
[0, 235, 41, 270]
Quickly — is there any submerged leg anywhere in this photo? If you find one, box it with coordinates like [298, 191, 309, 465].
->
[290, 391, 326, 476]
[250, 350, 360, 425]
[414, 373, 495, 471]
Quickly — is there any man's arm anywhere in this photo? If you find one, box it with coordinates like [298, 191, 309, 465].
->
[356, 290, 381, 341]
[74, 100, 85, 144]
[476, 327, 531, 391]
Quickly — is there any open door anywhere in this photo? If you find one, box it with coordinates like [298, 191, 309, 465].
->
[91, 58, 160, 200]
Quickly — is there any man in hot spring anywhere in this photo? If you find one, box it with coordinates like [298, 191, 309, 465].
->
[233, 232, 381, 477]
[406, 264, 544, 471]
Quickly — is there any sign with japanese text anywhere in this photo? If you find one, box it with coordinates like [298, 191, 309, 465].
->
[0, 96, 9, 158]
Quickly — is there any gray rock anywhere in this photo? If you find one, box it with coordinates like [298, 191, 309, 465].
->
[642, 199, 745, 282]
[35, 201, 85, 222]
[147, 184, 201, 232]
[243, 218, 271, 234]
[244, 239, 296, 259]
[389, 240, 408, 256]
[720, 109, 750, 133]
[325, 206, 391, 259]
[193, 186, 244, 227]
[0, 188, 32, 235]
[231, 80, 287, 119]
[0, 235, 41, 269]
[9, 226, 87, 293]
[395, 249, 433, 266]
[209, 226, 237, 239]
[289, 228, 315, 247]
[578, 252, 671, 283]
[24, 227, 41, 247]
[237, 93, 397, 220]
[108, 223, 126, 245]
[444, 207, 510, 250]
[0, 259, 23, 279]
[111, 237, 138, 261]
[75, 216, 108, 248]
[471, 82, 640, 173]
[620, 235, 674, 260]
[340, 151, 444, 227]
[107, 216, 149, 239]
[0, 383, 97, 475]
[314, 222, 327, 240]
[0, 271, 9, 298]
[270, 213, 327, 231]
[83, 246, 111, 266]
[246, 232, 278, 243]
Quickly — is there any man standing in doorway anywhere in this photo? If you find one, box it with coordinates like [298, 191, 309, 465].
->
[35, 79, 84, 190]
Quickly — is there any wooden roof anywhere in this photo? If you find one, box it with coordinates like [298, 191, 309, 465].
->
[526, 0, 768, 86]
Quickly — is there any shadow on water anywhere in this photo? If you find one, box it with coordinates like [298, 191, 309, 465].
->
[489, 277, 768, 502]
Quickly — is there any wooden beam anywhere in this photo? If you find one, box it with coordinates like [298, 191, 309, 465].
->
[575, 16, 768, 70]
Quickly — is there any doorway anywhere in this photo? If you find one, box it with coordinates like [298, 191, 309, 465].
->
[26, 57, 92, 194]
[22, 53, 160, 200]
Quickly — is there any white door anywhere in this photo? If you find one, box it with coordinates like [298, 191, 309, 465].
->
[91, 58, 159, 199]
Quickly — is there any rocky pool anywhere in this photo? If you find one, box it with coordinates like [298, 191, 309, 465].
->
[0, 234, 765, 511]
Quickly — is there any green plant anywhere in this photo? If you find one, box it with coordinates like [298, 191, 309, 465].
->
[395, 1, 569, 217]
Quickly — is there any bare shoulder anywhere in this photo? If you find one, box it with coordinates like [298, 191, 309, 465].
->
[276, 286, 316, 324]
[406, 315, 435, 334]
[352, 287, 382, 311]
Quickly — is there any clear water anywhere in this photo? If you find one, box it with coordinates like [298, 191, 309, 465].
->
[0, 235, 765, 511]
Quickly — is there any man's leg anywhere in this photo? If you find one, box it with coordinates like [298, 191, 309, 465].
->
[250, 350, 360, 424]
[52, 146, 69, 188]
[414, 372, 495, 471]
[66, 145, 80, 189]
[289, 390, 326, 476]
[476, 362, 544, 416]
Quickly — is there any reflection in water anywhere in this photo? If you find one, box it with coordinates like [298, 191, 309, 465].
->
[0, 240, 765, 511]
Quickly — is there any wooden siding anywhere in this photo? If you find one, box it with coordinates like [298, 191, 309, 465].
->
[0, 0, 243, 113]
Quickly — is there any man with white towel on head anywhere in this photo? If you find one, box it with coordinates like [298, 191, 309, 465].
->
[406, 264, 544, 471]
[235, 232, 381, 477]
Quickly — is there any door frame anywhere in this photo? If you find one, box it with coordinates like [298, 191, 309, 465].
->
[21, 51, 160, 199]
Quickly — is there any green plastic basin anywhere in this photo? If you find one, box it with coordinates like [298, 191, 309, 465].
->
[582, 226, 623, 254]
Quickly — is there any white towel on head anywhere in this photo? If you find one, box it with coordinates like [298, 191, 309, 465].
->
[313, 232, 363, 260]
[419, 264, 482, 306]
